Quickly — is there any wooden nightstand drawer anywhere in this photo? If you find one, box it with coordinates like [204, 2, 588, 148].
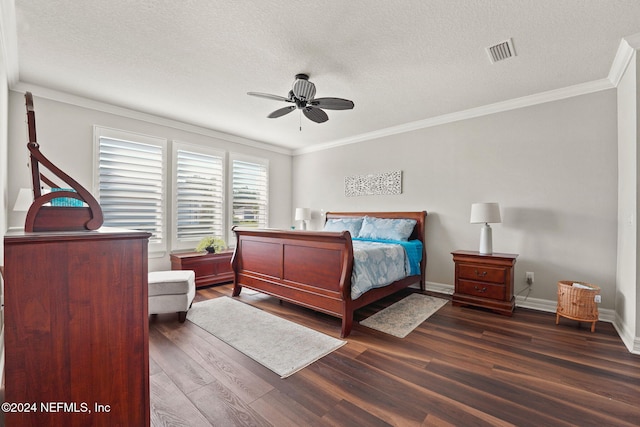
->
[451, 250, 518, 316]
[457, 279, 505, 300]
[458, 264, 506, 284]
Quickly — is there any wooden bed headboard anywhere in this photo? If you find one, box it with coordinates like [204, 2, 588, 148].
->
[324, 211, 427, 243]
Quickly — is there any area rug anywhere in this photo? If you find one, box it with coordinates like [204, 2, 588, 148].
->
[186, 297, 346, 378]
[360, 293, 448, 338]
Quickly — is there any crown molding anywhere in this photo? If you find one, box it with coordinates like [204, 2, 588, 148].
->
[293, 78, 614, 156]
[624, 32, 640, 50]
[0, 0, 19, 86]
[294, 35, 639, 156]
[5, 13, 637, 159]
[608, 33, 640, 87]
[12, 82, 293, 156]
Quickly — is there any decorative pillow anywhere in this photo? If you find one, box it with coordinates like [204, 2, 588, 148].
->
[323, 217, 363, 237]
[358, 216, 417, 241]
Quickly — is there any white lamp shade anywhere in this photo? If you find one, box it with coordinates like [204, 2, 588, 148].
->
[13, 188, 34, 211]
[470, 202, 501, 224]
[294, 207, 311, 221]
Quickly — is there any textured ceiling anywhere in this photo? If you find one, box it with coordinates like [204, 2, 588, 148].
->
[9, 0, 640, 152]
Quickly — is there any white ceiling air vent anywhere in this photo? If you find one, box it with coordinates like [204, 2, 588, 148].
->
[486, 38, 516, 64]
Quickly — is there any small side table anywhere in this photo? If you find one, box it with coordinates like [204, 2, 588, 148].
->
[451, 250, 518, 316]
[170, 251, 234, 288]
[556, 281, 600, 332]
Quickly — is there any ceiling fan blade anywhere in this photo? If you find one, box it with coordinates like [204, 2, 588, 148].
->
[292, 78, 316, 101]
[303, 106, 329, 123]
[267, 105, 296, 118]
[247, 92, 292, 102]
[310, 97, 354, 110]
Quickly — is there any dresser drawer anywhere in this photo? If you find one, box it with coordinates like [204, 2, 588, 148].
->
[458, 264, 506, 284]
[457, 279, 506, 300]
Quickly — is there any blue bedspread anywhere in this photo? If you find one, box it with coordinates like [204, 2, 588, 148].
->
[350, 238, 423, 300]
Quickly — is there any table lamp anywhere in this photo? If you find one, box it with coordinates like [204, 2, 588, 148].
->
[295, 207, 311, 230]
[470, 202, 501, 254]
[13, 188, 34, 211]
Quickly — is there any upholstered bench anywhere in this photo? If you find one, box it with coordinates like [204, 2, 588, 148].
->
[148, 270, 196, 322]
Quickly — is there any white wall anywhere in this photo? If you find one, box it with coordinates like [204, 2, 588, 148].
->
[616, 49, 639, 352]
[293, 90, 618, 311]
[0, 1, 10, 384]
[0, 0, 9, 261]
[6, 91, 293, 270]
[0, 45, 7, 261]
[0, 65, 5, 396]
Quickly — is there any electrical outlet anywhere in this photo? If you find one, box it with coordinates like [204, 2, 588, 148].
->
[595, 295, 602, 303]
[526, 272, 534, 285]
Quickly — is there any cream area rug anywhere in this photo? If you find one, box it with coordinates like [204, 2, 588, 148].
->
[360, 293, 448, 338]
[186, 297, 346, 378]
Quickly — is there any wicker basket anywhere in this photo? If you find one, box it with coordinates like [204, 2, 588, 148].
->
[556, 280, 600, 332]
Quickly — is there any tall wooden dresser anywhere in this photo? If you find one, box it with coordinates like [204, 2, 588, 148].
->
[3, 228, 151, 426]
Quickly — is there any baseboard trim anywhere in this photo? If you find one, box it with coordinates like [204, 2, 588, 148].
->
[612, 312, 640, 355]
[423, 281, 454, 296]
[423, 281, 636, 353]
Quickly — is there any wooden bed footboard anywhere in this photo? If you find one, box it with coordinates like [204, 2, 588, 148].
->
[231, 228, 355, 335]
[231, 211, 427, 337]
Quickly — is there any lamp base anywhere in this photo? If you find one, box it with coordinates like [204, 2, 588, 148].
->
[479, 223, 493, 254]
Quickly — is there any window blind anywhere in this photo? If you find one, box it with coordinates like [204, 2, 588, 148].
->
[175, 149, 224, 241]
[232, 159, 268, 228]
[97, 137, 164, 245]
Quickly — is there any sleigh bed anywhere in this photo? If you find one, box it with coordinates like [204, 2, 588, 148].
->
[230, 211, 427, 337]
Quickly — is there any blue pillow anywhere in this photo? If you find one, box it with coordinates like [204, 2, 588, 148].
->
[323, 217, 363, 237]
[358, 216, 417, 241]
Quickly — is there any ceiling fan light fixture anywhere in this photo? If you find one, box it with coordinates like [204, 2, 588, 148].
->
[292, 75, 316, 101]
[248, 73, 354, 124]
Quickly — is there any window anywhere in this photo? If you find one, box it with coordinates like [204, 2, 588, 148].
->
[172, 142, 225, 249]
[94, 127, 166, 254]
[231, 155, 268, 228]
[94, 127, 271, 254]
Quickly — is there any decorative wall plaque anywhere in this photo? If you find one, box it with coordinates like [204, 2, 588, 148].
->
[344, 170, 402, 197]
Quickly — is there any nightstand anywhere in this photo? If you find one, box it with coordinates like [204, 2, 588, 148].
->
[170, 251, 234, 288]
[451, 250, 518, 316]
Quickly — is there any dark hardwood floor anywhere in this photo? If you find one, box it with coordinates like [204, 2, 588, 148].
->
[149, 284, 640, 427]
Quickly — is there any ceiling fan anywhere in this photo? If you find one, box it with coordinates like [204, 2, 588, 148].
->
[247, 74, 354, 124]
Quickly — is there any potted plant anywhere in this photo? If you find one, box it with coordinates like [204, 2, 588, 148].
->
[195, 236, 227, 253]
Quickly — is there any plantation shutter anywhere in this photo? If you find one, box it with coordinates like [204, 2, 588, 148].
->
[232, 159, 268, 228]
[97, 136, 164, 247]
[175, 149, 224, 241]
